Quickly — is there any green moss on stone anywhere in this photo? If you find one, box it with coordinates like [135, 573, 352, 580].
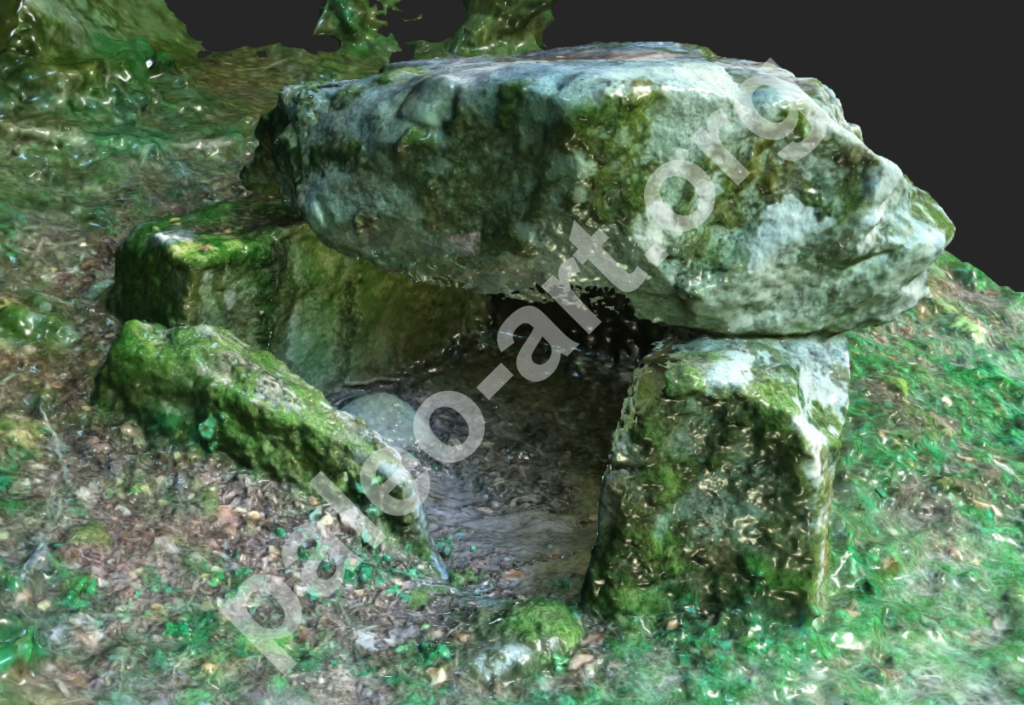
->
[481, 598, 584, 653]
[0, 305, 80, 349]
[562, 78, 669, 228]
[109, 199, 488, 394]
[586, 337, 848, 626]
[69, 521, 112, 548]
[90, 320, 434, 564]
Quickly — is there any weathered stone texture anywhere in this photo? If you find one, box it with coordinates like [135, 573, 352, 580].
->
[248, 41, 953, 337]
[109, 200, 489, 395]
[584, 334, 850, 623]
[91, 320, 441, 571]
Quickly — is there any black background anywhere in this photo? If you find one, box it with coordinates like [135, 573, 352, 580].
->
[164, 1, 1018, 292]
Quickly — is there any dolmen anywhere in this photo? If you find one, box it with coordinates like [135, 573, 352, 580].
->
[122, 41, 955, 624]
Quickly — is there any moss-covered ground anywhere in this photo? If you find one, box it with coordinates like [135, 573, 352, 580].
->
[1, 1, 1022, 704]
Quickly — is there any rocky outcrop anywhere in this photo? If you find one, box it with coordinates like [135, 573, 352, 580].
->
[235, 40, 956, 620]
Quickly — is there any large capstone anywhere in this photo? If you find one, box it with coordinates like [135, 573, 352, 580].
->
[108, 200, 489, 395]
[91, 320, 443, 574]
[583, 333, 850, 624]
[247, 41, 953, 336]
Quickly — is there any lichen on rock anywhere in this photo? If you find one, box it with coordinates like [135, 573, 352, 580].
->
[246, 41, 953, 337]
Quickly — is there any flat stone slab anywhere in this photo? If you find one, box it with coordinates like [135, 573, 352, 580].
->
[583, 333, 850, 623]
[91, 320, 443, 573]
[249, 41, 953, 336]
[109, 200, 489, 396]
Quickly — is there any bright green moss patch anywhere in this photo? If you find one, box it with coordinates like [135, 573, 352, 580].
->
[68, 520, 112, 548]
[0, 305, 80, 349]
[481, 597, 585, 653]
[449, 567, 480, 588]
[406, 586, 433, 611]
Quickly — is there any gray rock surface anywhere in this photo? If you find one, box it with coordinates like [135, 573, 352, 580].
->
[248, 41, 953, 336]
[583, 333, 850, 622]
[341, 392, 417, 450]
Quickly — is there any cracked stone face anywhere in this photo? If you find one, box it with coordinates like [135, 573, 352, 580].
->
[247, 40, 953, 337]
[583, 334, 851, 623]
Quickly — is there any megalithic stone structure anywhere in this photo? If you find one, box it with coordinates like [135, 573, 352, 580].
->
[229, 40, 955, 621]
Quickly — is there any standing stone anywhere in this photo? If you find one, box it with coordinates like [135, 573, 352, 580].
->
[583, 334, 850, 624]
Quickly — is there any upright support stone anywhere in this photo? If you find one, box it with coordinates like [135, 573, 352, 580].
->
[583, 334, 850, 624]
[108, 199, 489, 396]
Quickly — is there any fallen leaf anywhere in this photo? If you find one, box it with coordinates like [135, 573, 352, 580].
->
[500, 569, 524, 580]
[427, 666, 447, 686]
[354, 630, 378, 653]
[216, 505, 238, 525]
[968, 497, 1003, 517]
[579, 632, 604, 648]
[569, 653, 596, 671]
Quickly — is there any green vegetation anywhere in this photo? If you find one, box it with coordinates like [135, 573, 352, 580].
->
[481, 598, 586, 653]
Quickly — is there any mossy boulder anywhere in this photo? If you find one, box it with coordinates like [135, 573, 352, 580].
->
[584, 333, 850, 625]
[90, 319, 441, 571]
[468, 598, 584, 683]
[249, 41, 951, 337]
[108, 199, 489, 396]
